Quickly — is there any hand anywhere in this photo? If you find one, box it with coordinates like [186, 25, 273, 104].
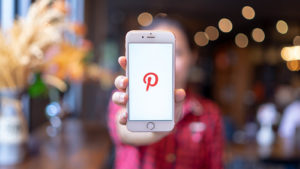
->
[112, 56, 186, 126]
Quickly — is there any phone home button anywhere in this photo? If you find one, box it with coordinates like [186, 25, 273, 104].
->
[147, 122, 155, 130]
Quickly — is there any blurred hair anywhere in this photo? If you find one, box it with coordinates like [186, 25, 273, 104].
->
[142, 17, 196, 50]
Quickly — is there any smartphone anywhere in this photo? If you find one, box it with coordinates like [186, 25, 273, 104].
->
[125, 30, 175, 132]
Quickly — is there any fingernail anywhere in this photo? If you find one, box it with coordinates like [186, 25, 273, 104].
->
[119, 77, 125, 88]
[119, 93, 126, 102]
[122, 112, 127, 118]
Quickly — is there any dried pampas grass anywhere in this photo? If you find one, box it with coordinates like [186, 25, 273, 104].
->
[0, 0, 68, 90]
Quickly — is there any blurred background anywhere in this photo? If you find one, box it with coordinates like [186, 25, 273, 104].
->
[0, 0, 299, 169]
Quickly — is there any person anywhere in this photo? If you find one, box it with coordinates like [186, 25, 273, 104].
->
[108, 18, 224, 169]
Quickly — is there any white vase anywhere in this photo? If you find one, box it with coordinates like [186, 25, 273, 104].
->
[0, 90, 28, 165]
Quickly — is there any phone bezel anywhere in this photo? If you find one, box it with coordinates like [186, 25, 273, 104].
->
[125, 30, 175, 132]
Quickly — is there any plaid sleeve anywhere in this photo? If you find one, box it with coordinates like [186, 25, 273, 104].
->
[208, 103, 224, 169]
[107, 94, 122, 145]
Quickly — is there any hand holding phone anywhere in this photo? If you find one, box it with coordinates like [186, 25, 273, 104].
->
[113, 56, 186, 126]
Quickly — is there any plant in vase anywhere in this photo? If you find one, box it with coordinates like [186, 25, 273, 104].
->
[0, 0, 74, 165]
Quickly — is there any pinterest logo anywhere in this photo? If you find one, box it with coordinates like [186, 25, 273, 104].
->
[143, 72, 158, 91]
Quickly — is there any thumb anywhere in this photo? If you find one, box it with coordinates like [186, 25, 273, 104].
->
[174, 89, 186, 123]
[175, 89, 186, 103]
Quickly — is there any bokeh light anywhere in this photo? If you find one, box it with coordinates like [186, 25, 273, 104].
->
[218, 18, 233, 33]
[252, 28, 265, 42]
[137, 12, 153, 27]
[242, 6, 255, 20]
[205, 26, 219, 41]
[286, 60, 300, 71]
[281, 47, 289, 61]
[293, 36, 300, 46]
[194, 31, 209, 47]
[281, 46, 300, 61]
[235, 33, 249, 48]
[276, 20, 288, 34]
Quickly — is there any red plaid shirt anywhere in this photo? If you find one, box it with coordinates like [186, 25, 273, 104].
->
[108, 92, 224, 169]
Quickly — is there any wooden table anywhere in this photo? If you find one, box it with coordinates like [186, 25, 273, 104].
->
[225, 137, 300, 168]
[0, 119, 112, 169]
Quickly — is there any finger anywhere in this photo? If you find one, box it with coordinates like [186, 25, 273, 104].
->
[112, 91, 128, 106]
[119, 111, 128, 125]
[175, 89, 186, 103]
[174, 89, 186, 123]
[114, 75, 128, 91]
[118, 56, 127, 71]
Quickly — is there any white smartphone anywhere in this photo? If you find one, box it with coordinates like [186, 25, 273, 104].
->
[125, 30, 175, 132]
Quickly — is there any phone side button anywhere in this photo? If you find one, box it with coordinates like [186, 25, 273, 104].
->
[147, 122, 155, 130]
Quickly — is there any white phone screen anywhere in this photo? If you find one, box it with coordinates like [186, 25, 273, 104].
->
[128, 43, 173, 121]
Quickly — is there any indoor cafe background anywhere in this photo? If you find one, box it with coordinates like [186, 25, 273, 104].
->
[0, 0, 299, 169]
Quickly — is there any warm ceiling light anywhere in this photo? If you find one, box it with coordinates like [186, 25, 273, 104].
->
[194, 32, 209, 47]
[293, 36, 300, 46]
[242, 6, 255, 20]
[281, 46, 300, 61]
[276, 20, 288, 34]
[137, 12, 153, 27]
[205, 26, 219, 41]
[218, 18, 233, 33]
[235, 33, 248, 48]
[252, 28, 265, 42]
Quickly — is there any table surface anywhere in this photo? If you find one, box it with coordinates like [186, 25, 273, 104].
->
[225, 137, 300, 164]
[0, 119, 112, 169]
[1, 119, 299, 169]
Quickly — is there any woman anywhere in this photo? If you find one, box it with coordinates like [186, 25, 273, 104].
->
[108, 18, 224, 169]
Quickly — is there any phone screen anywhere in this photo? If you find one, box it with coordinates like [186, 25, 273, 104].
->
[128, 43, 173, 121]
